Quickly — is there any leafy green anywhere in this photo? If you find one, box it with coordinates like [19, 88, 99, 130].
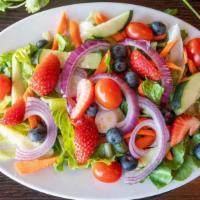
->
[56, 33, 74, 52]
[163, 8, 178, 16]
[142, 79, 164, 105]
[120, 99, 128, 115]
[0, 1, 12, 12]
[105, 51, 112, 73]
[181, 29, 189, 41]
[25, 0, 49, 13]
[0, 51, 14, 77]
[0, 96, 11, 113]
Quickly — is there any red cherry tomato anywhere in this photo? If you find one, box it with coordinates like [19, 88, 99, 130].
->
[92, 161, 122, 183]
[186, 38, 200, 67]
[126, 22, 153, 41]
[0, 74, 12, 100]
[95, 78, 122, 109]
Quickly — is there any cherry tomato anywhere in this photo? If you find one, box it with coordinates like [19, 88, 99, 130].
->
[0, 74, 12, 100]
[95, 78, 122, 109]
[186, 38, 200, 67]
[92, 161, 122, 183]
[126, 22, 153, 41]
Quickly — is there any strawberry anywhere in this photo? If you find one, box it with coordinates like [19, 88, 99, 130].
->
[130, 50, 161, 81]
[31, 54, 60, 96]
[0, 74, 12, 100]
[1, 99, 25, 126]
[70, 79, 94, 120]
[170, 115, 200, 147]
[74, 118, 99, 164]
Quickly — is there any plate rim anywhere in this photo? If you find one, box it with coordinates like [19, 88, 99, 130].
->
[0, 2, 200, 200]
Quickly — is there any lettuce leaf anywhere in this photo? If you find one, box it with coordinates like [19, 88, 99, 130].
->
[25, 0, 49, 13]
[56, 33, 74, 52]
[142, 79, 164, 105]
[0, 51, 14, 77]
[0, 96, 11, 114]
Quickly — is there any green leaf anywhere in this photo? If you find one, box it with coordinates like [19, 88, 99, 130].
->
[0, 1, 12, 12]
[142, 79, 164, 105]
[105, 51, 112, 73]
[164, 8, 178, 16]
[56, 33, 74, 52]
[149, 163, 173, 188]
[25, 0, 49, 13]
[0, 96, 11, 113]
[174, 155, 198, 181]
[0, 51, 14, 77]
[120, 99, 128, 115]
[181, 29, 189, 41]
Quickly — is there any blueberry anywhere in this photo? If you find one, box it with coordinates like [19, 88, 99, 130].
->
[28, 125, 47, 143]
[113, 59, 127, 73]
[119, 153, 138, 171]
[86, 103, 98, 117]
[150, 22, 167, 36]
[125, 71, 139, 88]
[161, 107, 176, 125]
[194, 144, 200, 160]
[111, 44, 127, 59]
[36, 39, 48, 49]
[106, 128, 123, 145]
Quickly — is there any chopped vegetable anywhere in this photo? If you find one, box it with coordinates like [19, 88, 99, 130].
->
[69, 20, 82, 48]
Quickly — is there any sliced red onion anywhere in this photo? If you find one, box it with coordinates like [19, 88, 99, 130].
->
[57, 40, 110, 98]
[125, 96, 168, 184]
[90, 73, 139, 133]
[129, 119, 156, 159]
[121, 39, 172, 104]
[15, 97, 57, 160]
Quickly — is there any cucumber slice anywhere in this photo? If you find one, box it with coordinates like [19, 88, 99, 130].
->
[171, 72, 200, 114]
[86, 10, 133, 38]
[34, 49, 102, 69]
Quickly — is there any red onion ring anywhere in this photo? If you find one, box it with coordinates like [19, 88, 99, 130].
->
[90, 73, 139, 133]
[121, 39, 172, 104]
[126, 96, 168, 184]
[15, 97, 57, 160]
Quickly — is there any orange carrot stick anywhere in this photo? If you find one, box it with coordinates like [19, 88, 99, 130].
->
[153, 33, 167, 41]
[160, 40, 178, 57]
[52, 12, 69, 50]
[188, 59, 197, 74]
[15, 156, 58, 175]
[124, 128, 155, 139]
[166, 62, 183, 71]
[69, 20, 82, 48]
[183, 47, 188, 64]
[95, 12, 108, 24]
[166, 150, 173, 161]
[95, 50, 110, 74]
[138, 82, 145, 96]
[135, 135, 156, 149]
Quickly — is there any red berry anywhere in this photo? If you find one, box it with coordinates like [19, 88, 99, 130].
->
[0, 74, 12, 100]
[31, 54, 60, 96]
[130, 50, 161, 81]
[1, 99, 25, 126]
[74, 118, 99, 164]
[170, 115, 200, 147]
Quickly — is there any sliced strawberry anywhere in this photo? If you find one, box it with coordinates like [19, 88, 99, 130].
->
[130, 50, 161, 81]
[1, 99, 25, 126]
[31, 53, 60, 96]
[70, 79, 94, 120]
[170, 115, 200, 147]
[0, 74, 12, 100]
[74, 118, 99, 164]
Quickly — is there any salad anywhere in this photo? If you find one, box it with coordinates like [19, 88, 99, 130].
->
[0, 10, 200, 188]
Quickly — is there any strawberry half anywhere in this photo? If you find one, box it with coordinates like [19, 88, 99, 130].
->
[70, 79, 94, 120]
[74, 118, 99, 164]
[31, 53, 60, 96]
[170, 115, 200, 147]
[1, 99, 25, 126]
[130, 50, 161, 81]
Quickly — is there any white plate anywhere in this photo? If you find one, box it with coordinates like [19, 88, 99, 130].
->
[0, 2, 200, 200]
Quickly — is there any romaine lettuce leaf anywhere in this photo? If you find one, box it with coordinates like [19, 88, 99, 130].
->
[56, 33, 74, 52]
[25, 0, 49, 13]
[0, 51, 14, 77]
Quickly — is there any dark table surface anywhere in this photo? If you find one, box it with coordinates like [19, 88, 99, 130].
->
[0, 0, 200, 200]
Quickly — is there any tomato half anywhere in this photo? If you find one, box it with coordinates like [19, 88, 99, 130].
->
[92, 161, 122, 183]
[95, 78, 122, 109]
[126, 22, 153, 41]
[186, 38, 200, 67]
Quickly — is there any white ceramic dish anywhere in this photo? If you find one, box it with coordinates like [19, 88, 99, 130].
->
[0, 2, 200, 200]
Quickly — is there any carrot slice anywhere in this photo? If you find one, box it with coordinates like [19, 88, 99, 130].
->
[69, 20, 82, 48]
[160, 40, 178, 57]
[188, 59, 197, 74]
[166, 62, 183, 71]
[52, 12, 69, 50]
[166, 150, 173, 161]
[183, 47, 188, 64]
[95, 12, 108, 24]
[135, 135, 156, 149]
[138, 82, 145, 96]
[15, 156, 58, 175]
[95, 50, 110, 74]
[153, 33, 167, 41]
